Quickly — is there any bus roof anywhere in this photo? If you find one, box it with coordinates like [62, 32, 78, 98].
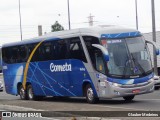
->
[2, 26, 140, 48]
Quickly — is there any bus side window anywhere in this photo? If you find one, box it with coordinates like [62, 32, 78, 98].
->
[83, 36, 100, 67]
[58, 40, 68, 60]
[10, 47, 19, 63]
[2, 48, 8, 63]
[28, 43, 37, 62]
[68, 37, 87, 62]
[44, 42, 52, 60]
[52, 40, 68, 60]
[39, 42, 52, 61]
[19, 45, 28, 62]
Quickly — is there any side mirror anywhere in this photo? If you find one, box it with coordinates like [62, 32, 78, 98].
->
[145, 40, 160, 56]
[156, 49, 160, 55]
[92, 44, 109, 61]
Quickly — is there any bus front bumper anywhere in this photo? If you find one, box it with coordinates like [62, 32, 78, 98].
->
[102, 79, 155, 98]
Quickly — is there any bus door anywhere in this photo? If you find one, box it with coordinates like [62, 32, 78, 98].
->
[65, 37, 88, 96]
[95, 51, 108, 97]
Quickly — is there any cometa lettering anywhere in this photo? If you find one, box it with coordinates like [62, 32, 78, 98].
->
[50, 63, 72, 72]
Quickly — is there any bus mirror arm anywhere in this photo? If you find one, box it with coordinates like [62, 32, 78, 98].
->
[92, 44, 109, 61]
[145, 40, 160, 55]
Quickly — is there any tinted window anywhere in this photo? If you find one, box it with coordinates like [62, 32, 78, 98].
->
[19, 45, 28, 62]
[68, 37, 87, 62]
[83, 36, 100, 67]
[54, 40, 68, 60]
[2, 37, 87, 64]
[2, 45, 28, 64]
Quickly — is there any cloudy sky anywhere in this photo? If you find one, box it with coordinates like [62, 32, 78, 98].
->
[0, 0, 160, 45]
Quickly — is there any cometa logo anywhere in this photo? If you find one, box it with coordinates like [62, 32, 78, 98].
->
[50, 63, 72, 72]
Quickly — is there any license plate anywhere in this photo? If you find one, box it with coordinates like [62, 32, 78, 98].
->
[132, 89, 140, 94]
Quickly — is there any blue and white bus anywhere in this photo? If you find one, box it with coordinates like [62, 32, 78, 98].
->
[2, 26, 158, 103]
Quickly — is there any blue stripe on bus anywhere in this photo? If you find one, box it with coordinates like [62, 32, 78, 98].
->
[101, 31, 141, 39]
[107, 73, 153, 85]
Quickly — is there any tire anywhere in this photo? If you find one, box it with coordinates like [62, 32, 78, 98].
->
[19, 85, 28, 100]
[123, 95, 135, 101]
[27, 84, 43, 101]
[155, 86, 160, 90]
[85, 84, 99, 104]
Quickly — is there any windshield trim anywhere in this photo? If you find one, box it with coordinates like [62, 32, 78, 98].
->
[101, 36, 153, 79]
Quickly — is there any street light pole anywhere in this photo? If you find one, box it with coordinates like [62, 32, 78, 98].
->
[18, 0, 23, 41]
[151, 0, 158, 75]
[135, 0, 138, 30]
[67, 0, 71, 30]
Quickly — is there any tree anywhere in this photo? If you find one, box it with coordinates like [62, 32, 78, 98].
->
[51, 21, 64, 32]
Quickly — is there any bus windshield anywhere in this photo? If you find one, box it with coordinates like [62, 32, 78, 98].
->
[103, 37, 152, 78]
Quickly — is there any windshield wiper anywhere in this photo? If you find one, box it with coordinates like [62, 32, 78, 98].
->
[123, 60, 130, 78]
[130, 53, 146, 76]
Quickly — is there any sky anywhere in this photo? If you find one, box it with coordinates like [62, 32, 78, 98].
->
[0, 0, 160, 45]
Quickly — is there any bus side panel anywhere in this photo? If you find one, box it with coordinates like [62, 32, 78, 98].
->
[3, 59, 97, 98]
[28, 61, 67, 96]
[26, 60, 94, 97]
[66, 60, 92, 96]
[3, 63, 24, 95]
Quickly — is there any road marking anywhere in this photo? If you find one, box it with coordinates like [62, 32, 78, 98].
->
[0, 104, 44, 111]
[92, 104, 147, 111]
[42, 117, 61, 120]
[136, 98, 160, 101]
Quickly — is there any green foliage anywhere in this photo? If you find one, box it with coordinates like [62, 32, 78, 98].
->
[51, 21, 64, 32]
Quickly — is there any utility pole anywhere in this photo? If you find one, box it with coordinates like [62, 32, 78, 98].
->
[18, 0, 23, 41]
[88, 13, 94, 26]
[38, 25, 42, 36]
[67, 0, 71, 30]
[151, 0, 158, 75]
[135, 0, 138, 30]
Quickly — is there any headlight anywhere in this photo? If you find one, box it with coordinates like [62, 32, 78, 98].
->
[148, 79, 154, 83]
[113, 83, 120, 87]
[108, 82, 121, 87]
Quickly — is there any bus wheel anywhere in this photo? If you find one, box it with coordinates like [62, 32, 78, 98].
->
[123, 95, 135, 101]
[19, 85, 27, 100]
[85, 84, 98, 104]
[27, 84, 36, 100]
[27, 84, 43, 101]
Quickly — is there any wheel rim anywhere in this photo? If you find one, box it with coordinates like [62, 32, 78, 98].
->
[28, 87, 33, 99]
[20, 87, 25, 99]
[87, 88, 94, 101]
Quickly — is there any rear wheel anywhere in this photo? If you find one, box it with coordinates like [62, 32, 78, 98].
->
[27, 85, 34, 100]
[85, 84, 99, 104]
[19, 85, 27, 100]
[27, 84, 43, 101]
[123, 95, 135, 101]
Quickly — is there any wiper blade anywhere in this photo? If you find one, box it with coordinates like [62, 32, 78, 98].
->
[123, 60, 129, 78]
[131, 53, 146, 75]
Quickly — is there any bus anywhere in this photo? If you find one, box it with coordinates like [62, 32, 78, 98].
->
[2, 26, 158, 103]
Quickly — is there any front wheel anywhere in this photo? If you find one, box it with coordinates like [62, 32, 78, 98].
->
[123, 95, 135, 101]
[85, 84, 99, 104]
